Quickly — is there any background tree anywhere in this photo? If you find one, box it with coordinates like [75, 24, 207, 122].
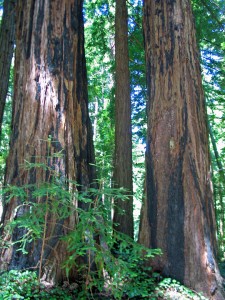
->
[113, 0, 133, 238]
[84, 0, 115, 187]
[139, 0, 225, 298]
[0, 0, 95, 283]
[0, 0, 15, 138]
[84, 0, 142, 238]
[127, 0, 146, 238]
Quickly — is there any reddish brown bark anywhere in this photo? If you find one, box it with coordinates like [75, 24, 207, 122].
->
[113, 0, 134, 238]
[0, 0, 95, 283]
[139, 0, 225, 298]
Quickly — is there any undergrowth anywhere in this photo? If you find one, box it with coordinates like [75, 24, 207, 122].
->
[0, 270, 209, 299]
[0, 148, 161, 299]
[0, 147, 208, 299]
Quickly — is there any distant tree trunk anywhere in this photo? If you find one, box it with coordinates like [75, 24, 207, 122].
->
[0, 0, 15, 138]
[209, 123, 225, 183]
[0, 0, 95, 283]
[113, 0, 134, 238]
[209, 123, 225, 254]
[139, 0, 224, 298]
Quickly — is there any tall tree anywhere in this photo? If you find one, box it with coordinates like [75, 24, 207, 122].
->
[113, 0, 134, 238]
[0, 0, 95, 282]
[209, 123, 225, 254]
[84, 0, 115, 186]
[139, 0, 225, 298]
[0, 0, 15, 138]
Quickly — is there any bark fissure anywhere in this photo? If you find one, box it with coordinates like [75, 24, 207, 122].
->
[167, 160, 185, 281]
[139, 0, 225, 298]
[146, 144, 157, 248]
[0, 0, 96, 283]
[26, 0, 35, 59]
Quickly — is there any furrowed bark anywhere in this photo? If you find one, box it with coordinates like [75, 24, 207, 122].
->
[113, 0, 134, 238]
[139, 0, 225, 298]
[0, 0, 95, 283]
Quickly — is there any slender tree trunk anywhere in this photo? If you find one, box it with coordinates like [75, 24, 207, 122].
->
[209, 123, 225, 182]
[139, 0, 224, 298]
[209, 123, 225, 255]
[113, 0, 134, 238]
[0, 0, 15, 138]
[0, 0, 95, 283]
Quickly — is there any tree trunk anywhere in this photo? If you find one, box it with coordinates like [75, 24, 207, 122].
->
[0, 0, 15, 138]
[0, 0, 95, 283]
[209, 123, 225, 255]
[209, 123, 225, 183]
[113, 0, 134, 238]
[139, 0, 225, 298]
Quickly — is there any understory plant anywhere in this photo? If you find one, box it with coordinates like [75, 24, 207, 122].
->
[0, 269, 210, 299]
[154, 278, 208, 300]
[0, 149, 162, 299]
[0, 269, 74, 300]
[0, 148, 211, 299]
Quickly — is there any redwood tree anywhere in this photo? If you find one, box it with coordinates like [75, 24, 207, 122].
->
[0, 0, 15, 138]
[0, 0, 95, 282]
[113, 0, 134, 238]
[139, 0, 225, 298]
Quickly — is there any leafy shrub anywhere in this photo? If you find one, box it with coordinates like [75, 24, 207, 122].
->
[58, 185, 162, 299]
[0, 270, 74, 299]
[153, 278, 208, 300]
[0, 149, 162, 299]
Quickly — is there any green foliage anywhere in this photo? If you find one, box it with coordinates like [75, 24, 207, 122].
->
[0, 270, 74, 299]
[0, 65, 13, 183]
[128, 0, 147, 144]
[153, 278, 208, 300]
[85, 0, 115, 188]
[6, 152, 208, 299]
[84, 0, 147, 240]
[63, 224, 162, 298]
[0, 4, 2, 26]
[132, 144, 145, 240]
[0, 151, 162, 299]
[0, 0, 223, 296]
[0, 271, 209, 300]
[0, 270, 40, 299]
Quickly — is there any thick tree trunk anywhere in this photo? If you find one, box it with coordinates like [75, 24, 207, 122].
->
[113, 0, 134, 238]
[0, 0, 15, 138]
[139, 0, 225, 298]
[0, 0, 95, 283]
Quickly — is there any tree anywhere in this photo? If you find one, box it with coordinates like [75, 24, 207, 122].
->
[113, 0, 134, 238]
[139, 0, 225, 298]
[84, 0, 115, 186]
[209, 122, 225, 254]
[0, 0, 95, 283]
[0, 0, 15, 138]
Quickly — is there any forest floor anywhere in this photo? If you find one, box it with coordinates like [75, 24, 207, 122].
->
[2, 266, 225, 299]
